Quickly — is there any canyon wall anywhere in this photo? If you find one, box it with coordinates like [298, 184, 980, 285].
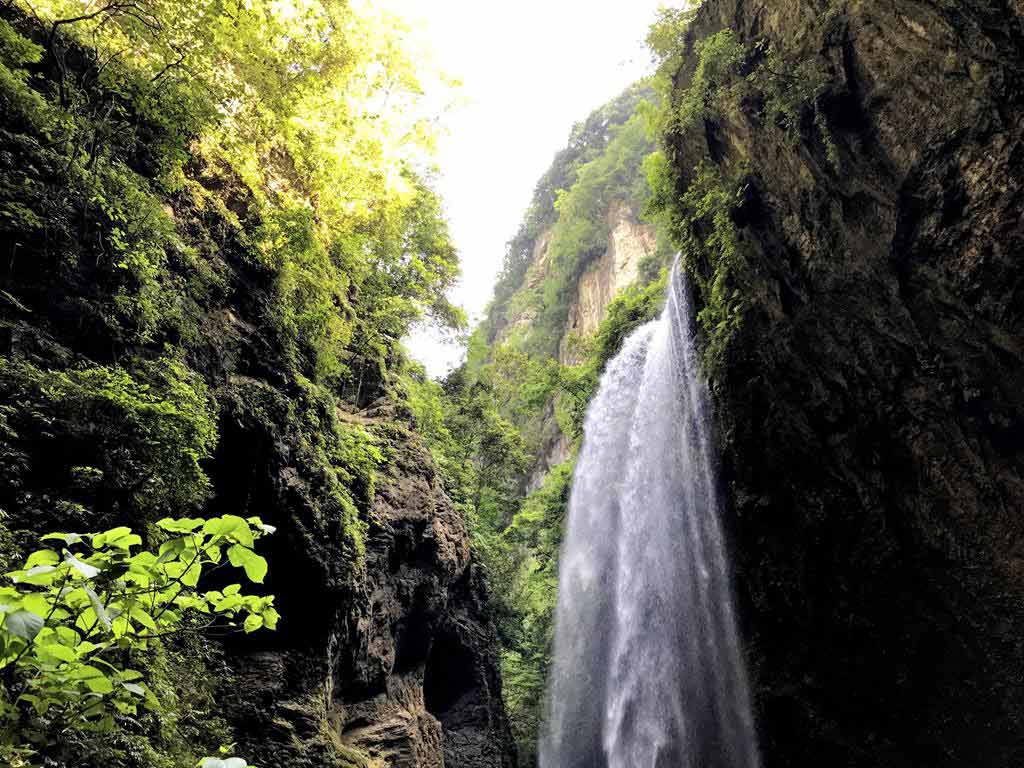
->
[0, 8, 514, 765]
[659, 0, 1024, 764]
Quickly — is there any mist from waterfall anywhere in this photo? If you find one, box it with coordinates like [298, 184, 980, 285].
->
[539, 265, 760, 768]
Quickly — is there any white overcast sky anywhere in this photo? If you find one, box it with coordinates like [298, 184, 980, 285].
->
[382, 0, 682, 376]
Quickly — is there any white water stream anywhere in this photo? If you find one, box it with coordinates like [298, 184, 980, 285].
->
[540, 265, 760, 768]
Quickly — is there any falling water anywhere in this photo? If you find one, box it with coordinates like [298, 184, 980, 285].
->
[539, 264, 760, 768]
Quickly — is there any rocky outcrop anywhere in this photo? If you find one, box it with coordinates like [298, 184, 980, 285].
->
[184, 337, 516, 768]
[560, 203, 657, 364]
[667, 1, 1024, 766]
[334, 420, 515, 768]
[496, 231, 555, 342]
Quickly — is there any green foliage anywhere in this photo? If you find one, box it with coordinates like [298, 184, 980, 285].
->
[0, 357, 218, 527]
[645, 19, 834, 372]
[496, 460, 574, 765]
[221, 377, 379, 564]
[678, 162, 748, 349]
[1, 0, 461, 389]
[648, 149, 751, 372]
[0, 0, 459, 765]
[0, 515, 276, 764]
[647, 19, 833, 152]
[505, 108, 658, 359]
[485, 84, 655, 347]
[749, 40, 831, 144]
[293, 379, 381, 560]
[676, 30, 748, 130]
[0, 17, 47, 132]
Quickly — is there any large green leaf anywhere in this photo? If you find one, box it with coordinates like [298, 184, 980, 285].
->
[5, 609, 44, 641]
[38, 642, 77, 663]
[203, 515, 247, 537]
[93, 527, 142, 550]
[25, 549, 60, 568]
[227, 545, 267, 584]
[71, 664, 114, 694]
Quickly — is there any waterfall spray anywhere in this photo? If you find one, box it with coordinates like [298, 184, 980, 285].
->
[540, 263, 759, 768]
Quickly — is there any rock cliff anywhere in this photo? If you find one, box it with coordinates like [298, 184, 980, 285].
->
[659, 0, 1024, 765]
[218, 409, 515, 768]
[560, 202, 657, 364]
[518, 201, 658, 481]
[0, 6, 515, 764]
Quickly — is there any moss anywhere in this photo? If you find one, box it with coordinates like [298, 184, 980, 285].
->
[219, 377, 376, 567]
[0, 357, 218, 541]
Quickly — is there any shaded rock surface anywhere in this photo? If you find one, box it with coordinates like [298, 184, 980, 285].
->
[668, 1, 1024, 766]
[219, 412, 516, 768]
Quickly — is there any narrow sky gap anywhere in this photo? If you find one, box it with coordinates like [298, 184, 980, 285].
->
[386, 0, 685, 376]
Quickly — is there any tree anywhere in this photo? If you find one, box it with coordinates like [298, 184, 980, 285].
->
[0, 515, 277, 765]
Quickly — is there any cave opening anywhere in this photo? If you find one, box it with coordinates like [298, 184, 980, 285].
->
[424, 630, 478, 719]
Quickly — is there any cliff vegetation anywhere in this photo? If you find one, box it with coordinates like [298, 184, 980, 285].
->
[0, 1, 512, 766]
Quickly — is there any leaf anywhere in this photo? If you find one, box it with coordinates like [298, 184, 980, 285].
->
[157, 517, 205, 534]
[243, 614, 263, 633]
[203, 515, 245, 537]
[84, 587, 112, 631]
[25, 549, 60, 568]
[10, 564, 58, 585]
[22, 592, 50, 616]
[54, 625, 79, 645]
[114, 699, 138, 715]
[75, 606, 99, 635]
[112, 614, 131, 638]
[157, 537, 186, 563]
[166, 559, 201, 588]
[5, 609, 45, 641]
[72, 664, 114, 694]
[261, 607, 280, 630]
[227, 545, 267, 584]
[214, 595, 241, 613]
[66, 554, 100, 580]
[94, 527, 142, 550]
[131, 605, 159, 632]
[39, 642, 77, 662]
[76, 640, 100, 655]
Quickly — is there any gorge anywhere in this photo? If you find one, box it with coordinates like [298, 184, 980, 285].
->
[0, 0, 1022, 767]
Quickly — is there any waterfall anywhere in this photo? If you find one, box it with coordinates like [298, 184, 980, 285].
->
[539, 265, 760, 768]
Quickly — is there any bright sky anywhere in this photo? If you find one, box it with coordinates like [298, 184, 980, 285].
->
[389, 0, 681, 376]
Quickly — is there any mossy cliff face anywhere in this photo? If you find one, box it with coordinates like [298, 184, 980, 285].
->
[0, 8, 513, 766]
[660, 1, 1024, 765]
